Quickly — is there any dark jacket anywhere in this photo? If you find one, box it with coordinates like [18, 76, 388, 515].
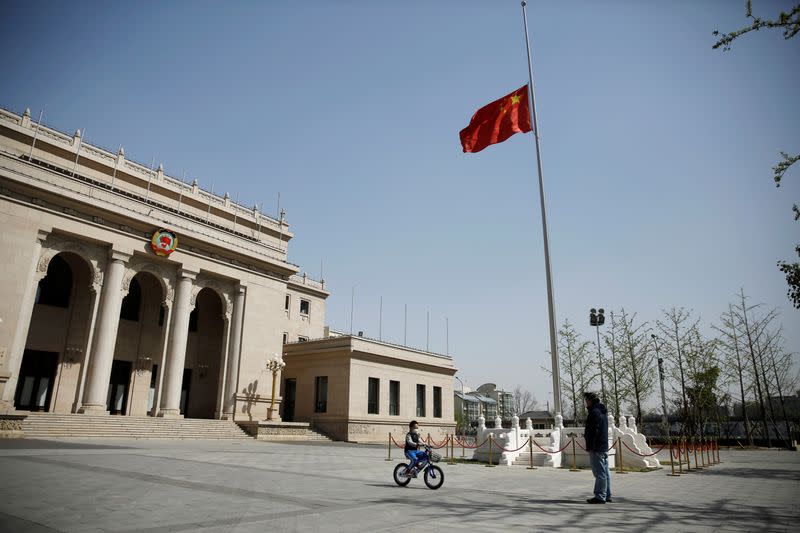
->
[405, 431, 421, 453]
[583, 401, 609, 453]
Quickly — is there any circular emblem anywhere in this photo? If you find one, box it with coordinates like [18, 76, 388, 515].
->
[150, 228, 178, 257]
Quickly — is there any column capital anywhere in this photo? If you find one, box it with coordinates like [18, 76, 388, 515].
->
[108, 249, 132, 263]
[178, 267, 199, 281]
[234, 283, 246, 296]
[36, 228, 51, 244]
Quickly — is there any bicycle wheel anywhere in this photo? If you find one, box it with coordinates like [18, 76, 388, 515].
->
[393, 463, 412, 486]
[423, 465, 444, 490]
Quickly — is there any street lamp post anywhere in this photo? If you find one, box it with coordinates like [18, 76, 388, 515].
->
[266, 353, 286, 421]
[652, 334, 670, 437]
[454, 375, 466, 436]
[589, 308, 607, 402]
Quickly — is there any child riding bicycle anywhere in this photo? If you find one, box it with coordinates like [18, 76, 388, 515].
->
[404, 420, 426, 475]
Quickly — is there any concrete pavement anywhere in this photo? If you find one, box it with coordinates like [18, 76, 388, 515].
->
[0, 438, 797, 532]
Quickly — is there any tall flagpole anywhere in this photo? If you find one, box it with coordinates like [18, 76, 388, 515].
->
[521, 0, 561, 416]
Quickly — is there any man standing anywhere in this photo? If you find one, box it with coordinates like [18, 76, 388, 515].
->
[583, 391, 612, 504]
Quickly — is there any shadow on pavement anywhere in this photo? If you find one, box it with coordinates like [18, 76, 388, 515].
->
[0, 439, 133, 450]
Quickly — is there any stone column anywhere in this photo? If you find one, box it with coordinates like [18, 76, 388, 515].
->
[73, 284, 103, 413]
[222, 285, 245, 419]
[79, 249, 131, 413]
[0, 230, 50, 413]
[214, 314, 232, 419]
[151, 299, 173, 416]
[158, 269, 197, 418]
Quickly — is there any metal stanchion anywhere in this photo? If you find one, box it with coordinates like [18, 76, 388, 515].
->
[667, 438, 679, 476]
[706, 438, 712, 466]
[700, 437, 706, 467]
[716, 438, 722, 464]
[570, 435, 579, 471]
[693, 437, 702, 469]
[527, 436, 536, 470]
[461, 436, 466, 459]
[486, 434, 496, 467]
[684, 437, 691, 472]
[447, 434, 456, 465]
[616, 437, 627, 474]
[677, 438, 684, 474]
[385, 432, 392, 461]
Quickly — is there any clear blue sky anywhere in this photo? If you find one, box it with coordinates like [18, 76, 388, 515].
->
[1, 1, 798, 411]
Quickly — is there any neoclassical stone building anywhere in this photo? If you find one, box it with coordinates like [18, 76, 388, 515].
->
[0, 107, 328, 421]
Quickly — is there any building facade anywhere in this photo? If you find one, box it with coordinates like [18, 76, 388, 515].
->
[0, 107, 328, 421]
[281, 334, 457, 442]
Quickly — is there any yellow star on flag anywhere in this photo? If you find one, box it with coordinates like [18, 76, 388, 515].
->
[510, 94, 521, 105]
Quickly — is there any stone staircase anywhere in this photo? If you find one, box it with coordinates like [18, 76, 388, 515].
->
[18, 413, 253, 439]
[235, 420, 332, 441]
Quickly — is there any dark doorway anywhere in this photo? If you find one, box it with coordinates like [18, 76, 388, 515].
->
[283, 378, 296, 422]
[106, 360, 132, 415]
[180, 369, 192, 415]
[147, 364, 158, 416]
[14, 350, 58, 411]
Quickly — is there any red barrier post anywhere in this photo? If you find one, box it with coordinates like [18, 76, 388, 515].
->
[684, 437, 691, 472]
[570, 435, 579, 471]
[667, 438, 679, 476]
[486, 434, 496, 467]
[616, 437, 627, 474]
[527, 437, 536, 470]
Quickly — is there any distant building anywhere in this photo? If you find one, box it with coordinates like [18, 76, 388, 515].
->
[518, 410, 555, 430]
[281, 333, 456, 442]
[454, 390, 480, 427]
[475, 383, 514, 421]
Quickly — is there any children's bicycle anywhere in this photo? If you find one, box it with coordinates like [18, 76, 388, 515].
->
[392, 445, 445, 490]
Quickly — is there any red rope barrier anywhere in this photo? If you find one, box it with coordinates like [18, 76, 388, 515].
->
[672, 444, 681, 459]
[531, 438, 573, 454]
[575, 439, 587, 452]
[428, 435, 449, 448]
[491, 437, 532, 453]
[454, 437, 487, 449]
[389, 435, 405, 449]
[620, 439, 668, 457]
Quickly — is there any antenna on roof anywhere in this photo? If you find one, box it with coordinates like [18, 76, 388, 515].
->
[206, 181, 214, 222]
[379, 296, 383, 341]
[27, 108, 44, 160]
[71, 128, 84, 176]
[144, 157, 156, 204]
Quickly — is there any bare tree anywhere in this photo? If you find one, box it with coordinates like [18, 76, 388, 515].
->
[603, 311, 631, 419]
[512, 386, 537, 415]
[730, 289, 773, 445]
[657, 307, 701, 430]
[616, 308, 656, 423]
[558, 319, 596, 424]
[715, 305, 754, 445]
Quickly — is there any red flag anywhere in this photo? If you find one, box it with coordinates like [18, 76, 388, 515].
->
[459, 85, 532, 153]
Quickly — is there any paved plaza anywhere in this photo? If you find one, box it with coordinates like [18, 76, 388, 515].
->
[0, 438, 797, 532]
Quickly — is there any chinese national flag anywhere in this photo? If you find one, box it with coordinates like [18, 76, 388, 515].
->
[459, 85, 532, 153]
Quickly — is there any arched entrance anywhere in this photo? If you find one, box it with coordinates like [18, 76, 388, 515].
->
[182, 287, 226, 419]
[110, 271, 166, 415]
[16, 252, 94, 412]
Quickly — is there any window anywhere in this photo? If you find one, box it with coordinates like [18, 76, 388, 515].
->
[416, 384, 426, 417]
[36, 255, 72, 308]
[300, 299, 310, 315]
[433, 386, 442, 418]
[285, 294, 290, 311]
[314, 376, 328, 413]
[368, 378, 379, 414]
[120, 278, 141, 321]
[282, 332, 288, 344]
[298, 336, 308, 342]
[389, 380, 399, 416]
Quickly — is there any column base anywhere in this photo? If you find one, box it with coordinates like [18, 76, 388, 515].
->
[157, 409, 183, 418]
[78, 404, 109, 415]
[0, 399, 16, 415]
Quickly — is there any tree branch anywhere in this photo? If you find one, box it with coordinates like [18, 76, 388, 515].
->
[713, 2, 800, 51]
